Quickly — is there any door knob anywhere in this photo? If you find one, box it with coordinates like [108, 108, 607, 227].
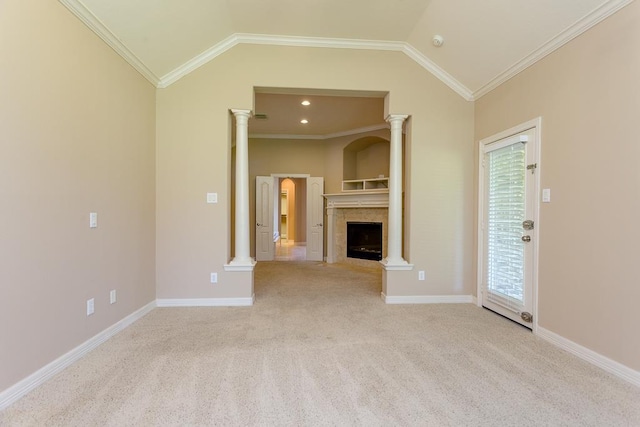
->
[521, 235, 531, 242]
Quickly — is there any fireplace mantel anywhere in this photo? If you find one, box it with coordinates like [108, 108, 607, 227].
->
[323, 192, 388, 263]
[323, 192, 389, 209]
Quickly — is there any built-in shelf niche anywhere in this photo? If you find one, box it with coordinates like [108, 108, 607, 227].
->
[341, 177, 388, 192]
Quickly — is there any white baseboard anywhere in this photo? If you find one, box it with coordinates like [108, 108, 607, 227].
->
[536, 326, 640, 387]
[156, 295, 255, 307]
[382, 293, 474, 304]
[0, 300, 156, 411]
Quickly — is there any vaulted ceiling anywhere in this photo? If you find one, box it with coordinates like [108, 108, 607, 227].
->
[60, 0, 631, 100]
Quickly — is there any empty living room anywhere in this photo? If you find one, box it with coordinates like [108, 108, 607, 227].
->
[1, 0, 639, 425]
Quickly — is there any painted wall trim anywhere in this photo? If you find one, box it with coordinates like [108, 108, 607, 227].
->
[158, 34, 238, 88]
[156, 297, 255, 307]
[536, 326, 640, 388]
[57, 0, 160, 86]
[0, 301, 156, 411]
[159, 33, 473, 99]
[472, 0, 634, 99]
[59, 0, 631, 100]
[401, 43, 473, 101]
[250, 124, 389, 141]
[382, 293, 474, 304]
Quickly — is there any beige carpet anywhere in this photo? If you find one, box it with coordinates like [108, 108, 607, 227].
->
[1, 261, 639, 426]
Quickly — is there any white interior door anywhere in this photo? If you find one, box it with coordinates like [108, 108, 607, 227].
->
[479, 127, 538, 328]
[306, 177, 324, 261]
[255, 176, 274, 261]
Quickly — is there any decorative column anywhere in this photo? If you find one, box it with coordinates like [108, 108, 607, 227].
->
[381, 114, 410, 268]
[225, 109, 255, 270]
[325, 204, 336, 263]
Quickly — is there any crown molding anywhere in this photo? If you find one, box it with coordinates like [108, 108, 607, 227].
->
[158, 33, 404, 88]
[249, 123, 389, 141]
[158, 33, 473, 100]
[58, 0, 160, 86]
[472, 0, 634, 100]
[250, 133, 324, 141]
[235, 33, 405, 51]
[61, 0, 629, 99]
[158, 34, 238, 88]
[401, 44, 474, 101]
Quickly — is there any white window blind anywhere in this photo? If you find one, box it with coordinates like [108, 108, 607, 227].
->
[486, 142, 525, 312]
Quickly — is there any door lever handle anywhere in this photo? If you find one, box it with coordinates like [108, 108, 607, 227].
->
[257, 223, 263, 227]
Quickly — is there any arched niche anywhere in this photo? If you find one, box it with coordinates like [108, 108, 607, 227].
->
[342, 136, 390, 180]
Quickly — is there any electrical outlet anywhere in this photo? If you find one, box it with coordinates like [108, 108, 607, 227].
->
[87, 298, 95, 316]
[418, 270, 425, 281]
[110, 289, 117, 304]
[210, 272, 218, 284]
[206, 193, 218, 204]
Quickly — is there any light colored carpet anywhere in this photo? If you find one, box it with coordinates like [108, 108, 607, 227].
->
[1, 261, 639, 426]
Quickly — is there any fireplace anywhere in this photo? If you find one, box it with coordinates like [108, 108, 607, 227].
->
[347, 222, 383, 261]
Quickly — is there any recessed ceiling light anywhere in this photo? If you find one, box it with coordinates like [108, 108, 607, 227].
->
[300, 119, 309, 124]
[301, 100, 310, 106]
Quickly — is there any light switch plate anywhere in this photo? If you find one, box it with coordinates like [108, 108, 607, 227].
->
[542, 188, 551, 203]
[206, 193, 218, 204]
[210, 273, 218, 283]
[89, 212, 98, 228]
[87, 298, 95, 316]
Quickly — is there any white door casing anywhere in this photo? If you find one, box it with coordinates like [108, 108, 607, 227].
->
[306, 177, 324, 261]
[255, 176, 274, 261]
[478, 119, 540, 329]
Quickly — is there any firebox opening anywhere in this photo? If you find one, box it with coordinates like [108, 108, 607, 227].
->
[347, 222, 383, 261]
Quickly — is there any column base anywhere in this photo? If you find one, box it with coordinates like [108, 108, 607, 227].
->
[380, 258, 414, 271]
[224, 258, 257, 272]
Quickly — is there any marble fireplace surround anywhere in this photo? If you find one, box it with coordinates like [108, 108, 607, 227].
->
[324, 192, 388, 264]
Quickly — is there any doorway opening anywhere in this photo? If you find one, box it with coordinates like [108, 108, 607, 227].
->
[275, 178, 307, 261]
[255, 174, 324, 262]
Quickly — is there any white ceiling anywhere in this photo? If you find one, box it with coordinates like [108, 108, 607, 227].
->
[60, 0, 632, 99]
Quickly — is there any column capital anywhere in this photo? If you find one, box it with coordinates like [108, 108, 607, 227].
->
[386, 114, 409, 124]
[231, 109, 252, 119]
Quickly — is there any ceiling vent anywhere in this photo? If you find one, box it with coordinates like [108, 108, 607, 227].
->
[254, 113, 268, 120]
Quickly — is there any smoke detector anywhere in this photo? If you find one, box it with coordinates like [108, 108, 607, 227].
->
[432, 35, 444, 47]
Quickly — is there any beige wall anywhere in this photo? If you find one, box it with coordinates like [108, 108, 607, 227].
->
[156, 43, 474, 299]
[475, 2, 640, 370]
[0, 1, 156, 392]
[356, 141, 390, 179]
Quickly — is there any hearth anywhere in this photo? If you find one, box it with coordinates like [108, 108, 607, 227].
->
[347, 222, 383, 261]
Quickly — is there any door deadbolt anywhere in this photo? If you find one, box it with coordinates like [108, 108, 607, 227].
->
[520, 312, 533, 323]
[522, 220, 534, 230]
[521, 235, 531, 242]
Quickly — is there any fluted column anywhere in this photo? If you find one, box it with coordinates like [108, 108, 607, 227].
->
[382, 114, 409, 267]
[226, 109, 255, 269]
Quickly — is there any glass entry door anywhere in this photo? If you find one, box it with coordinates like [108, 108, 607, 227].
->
[480, 128, 538, 328]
